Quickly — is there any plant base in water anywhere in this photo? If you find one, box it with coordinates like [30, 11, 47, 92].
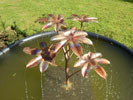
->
[62, 81, 73, 91]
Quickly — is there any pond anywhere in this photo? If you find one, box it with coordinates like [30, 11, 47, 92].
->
[0, 32, 132, 100]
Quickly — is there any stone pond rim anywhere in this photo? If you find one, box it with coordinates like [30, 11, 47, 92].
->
[0, 31, 133, 56]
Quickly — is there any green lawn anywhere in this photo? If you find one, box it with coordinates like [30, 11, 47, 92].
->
[0, 0, 133, 49]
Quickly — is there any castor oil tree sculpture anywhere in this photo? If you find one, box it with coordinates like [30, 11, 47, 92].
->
[23, 14, 110, 90]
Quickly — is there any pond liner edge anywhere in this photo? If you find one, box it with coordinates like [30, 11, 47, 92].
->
[86, 32, 133, 56]
[0, 31, 132, 56]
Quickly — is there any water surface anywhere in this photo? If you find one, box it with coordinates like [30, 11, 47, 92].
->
[0, 34, 132, 100]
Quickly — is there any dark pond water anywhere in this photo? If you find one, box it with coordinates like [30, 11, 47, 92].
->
[0, 33, 132, 100]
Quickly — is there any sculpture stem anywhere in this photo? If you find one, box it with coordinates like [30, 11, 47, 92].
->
[68, 69, 81, 78]
[80, 22, 83, 31]
[65, 57, 69, 85]
[63, 45, 70, 85]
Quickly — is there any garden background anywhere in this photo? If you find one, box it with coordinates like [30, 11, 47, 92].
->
[0, 0, 132, 49]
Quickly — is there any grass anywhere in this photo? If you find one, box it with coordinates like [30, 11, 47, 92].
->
[0, 0, 133, 49]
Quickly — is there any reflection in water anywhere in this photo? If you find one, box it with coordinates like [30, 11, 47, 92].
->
[24, 69, 29, 100]
[108, 65, 113, 99]
[25, 80, 29, 100]
[55, 68, 60, 98]
[41, 73, 44, 100]
[105, 79, 109, 100]
[80, 78, 83, 100]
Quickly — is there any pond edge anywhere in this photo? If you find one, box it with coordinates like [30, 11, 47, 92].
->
[0, 31, 132, 56]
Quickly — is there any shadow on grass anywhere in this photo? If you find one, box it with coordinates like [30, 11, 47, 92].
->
[11, 21, 27, 37]
[0, 17, 27, 49]
[120, 0, 133, 2]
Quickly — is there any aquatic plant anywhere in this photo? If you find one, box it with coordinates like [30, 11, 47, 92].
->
[23, 14, 110, 89]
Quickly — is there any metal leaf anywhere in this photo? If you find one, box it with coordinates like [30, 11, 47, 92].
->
[26, 56, 42, 68]
[70, 42, 83, 57]
[39, 60, 49, 72]
[54, 39, 67, 53]
[94, 65, 107, 79]
[23, 47, 40, 55]
[51, 34, 66, 41]
[81, 63, 90, 78]
[74, 59, 86, 67]
[95, 58, 110, 64]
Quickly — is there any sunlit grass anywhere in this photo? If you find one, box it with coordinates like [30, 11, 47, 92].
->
[0, 0, 133, 49]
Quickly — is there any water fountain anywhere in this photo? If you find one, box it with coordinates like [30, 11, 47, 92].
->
[0, 14, 132, 100]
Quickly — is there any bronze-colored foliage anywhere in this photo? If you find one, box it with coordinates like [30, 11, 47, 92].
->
[24, 14, 110, 88]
